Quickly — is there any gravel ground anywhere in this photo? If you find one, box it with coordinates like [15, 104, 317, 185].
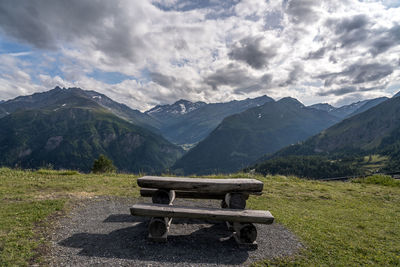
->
[48, 197, 303, 266]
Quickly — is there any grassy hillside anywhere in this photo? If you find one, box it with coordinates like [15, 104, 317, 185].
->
[1, 168, 399, 266]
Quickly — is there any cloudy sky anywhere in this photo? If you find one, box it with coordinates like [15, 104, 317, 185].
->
[0, 0, 399, 111]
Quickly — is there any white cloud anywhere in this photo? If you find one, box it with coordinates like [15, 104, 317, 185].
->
[0, 0, 399, 110]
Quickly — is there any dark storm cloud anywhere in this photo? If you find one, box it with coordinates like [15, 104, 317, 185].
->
[333, 14, 369, 35]
[261, 73, 273, 84]
[149, 72, 177, 88]
[359, 84, 388, 92]
[0, 0, 144, 62]
[279, 64, 304, 87]
[318, 62, 394, 86]
[285, 0, 320, 24]
[305, 47, 326, 60]
[318, 86, 356, 96]
[204, 64, 252, 90]
[153, 0, 239, 12]
[318, 83, 388, 96]
[0, 2, 56, 49]
[204, 64, 272, 92]
[326, 14, 370, 48]
[370, 24, 400, 56]
[228, 36, 277, 69]
[234, 73, 273, 94]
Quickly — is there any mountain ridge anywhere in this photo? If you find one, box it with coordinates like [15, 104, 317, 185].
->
[0, 89, 183, 173]
[146, 95, 274, 145]
[173, 97, 340, 175]
[308, 97, 389, 119]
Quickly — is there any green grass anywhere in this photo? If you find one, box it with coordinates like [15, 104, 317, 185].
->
[1, 168, 400, 266]
[0, 167, 139, 266]
[249, 175, 400, 266]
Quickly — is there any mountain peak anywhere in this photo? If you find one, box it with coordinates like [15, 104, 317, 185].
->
[393, 91, 400, 98]
[175, 99, 192, 104]
[277, 97, 304, 107]
[308, 103, 335, 112]
[146, 99, 206, 115]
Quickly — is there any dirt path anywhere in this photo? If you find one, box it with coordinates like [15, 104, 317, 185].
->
[48, 197, 303, 266]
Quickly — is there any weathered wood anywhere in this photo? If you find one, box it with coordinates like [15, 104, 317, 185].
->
[232, 222, 257, 244]
[148, 217, 172, 242]
[137, 176, 263, 193]
[151, 189, 175, 204]
[130, 203, 274, 224]
[141, 188, 227, 200]
[225, 193, 247, 209]
[220, 199, 228, 209]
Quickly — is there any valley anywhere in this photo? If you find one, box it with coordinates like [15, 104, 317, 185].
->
[0, 86, 399, 178]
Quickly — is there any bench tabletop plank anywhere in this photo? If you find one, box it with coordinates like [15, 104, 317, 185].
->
[137, 176, 263, 193]
[130, 203, 274, 224]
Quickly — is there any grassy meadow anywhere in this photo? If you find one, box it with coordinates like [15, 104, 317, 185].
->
[0, 167, 399, 266]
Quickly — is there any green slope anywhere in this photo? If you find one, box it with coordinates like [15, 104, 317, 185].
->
[173, 98, 339, 175]
[252, 96, 400, 177]
[0, 95, 182, 173]
[275, 96, 400, 156]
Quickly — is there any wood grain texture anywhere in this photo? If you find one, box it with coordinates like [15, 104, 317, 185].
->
[137, 176, 263, 193]
[130, 203, 274, 224]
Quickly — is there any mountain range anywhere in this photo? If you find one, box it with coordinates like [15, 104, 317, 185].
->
[0, 88, 182, 173]
[0, 86, 160, 131]
[251, 93, 400, 177]
[1, 86, 398, 176]
[145, 95, 273, 145]
[173, 97, 340, 175]
[274, 96, 400, 156]
[308, 97, 388, 119]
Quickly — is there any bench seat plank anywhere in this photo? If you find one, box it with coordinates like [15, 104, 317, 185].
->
[137, 176, 263, 193]
[130, 203, 274, 224]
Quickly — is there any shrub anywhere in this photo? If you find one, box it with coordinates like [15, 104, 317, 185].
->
[352, 174, 400, 187]
[91, 154, 117, 174]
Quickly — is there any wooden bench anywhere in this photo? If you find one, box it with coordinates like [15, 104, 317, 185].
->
[130, 176, 274, 246]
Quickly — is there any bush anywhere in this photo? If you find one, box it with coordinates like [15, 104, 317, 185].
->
[352, 174, 400, 187]
[91, 154, 117, 174]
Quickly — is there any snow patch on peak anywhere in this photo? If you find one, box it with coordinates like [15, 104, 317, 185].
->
[179, 103, 186, 114]
[92, 95, 102, 99]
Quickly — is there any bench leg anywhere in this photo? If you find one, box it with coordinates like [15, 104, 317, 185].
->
[232, 222, 258, 248]
[148, 217, 172, 242]
[225, 193, 248, 209]
[152, 189, 176, 205]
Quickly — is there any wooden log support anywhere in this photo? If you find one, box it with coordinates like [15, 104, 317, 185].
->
[138, 176, 263, 193]
[130, 203, 274, 224]
[225, 193, 248, 209]
[141, 188, 232, 200]
[151, 189, 176, 205]
[148, 217, 172, 242]
[232, 222, 257, 245]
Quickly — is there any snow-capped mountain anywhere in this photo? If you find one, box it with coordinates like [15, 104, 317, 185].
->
[146, 99, 206, 116]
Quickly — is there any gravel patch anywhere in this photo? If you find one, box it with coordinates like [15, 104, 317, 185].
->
[48, 197, 303, 266]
